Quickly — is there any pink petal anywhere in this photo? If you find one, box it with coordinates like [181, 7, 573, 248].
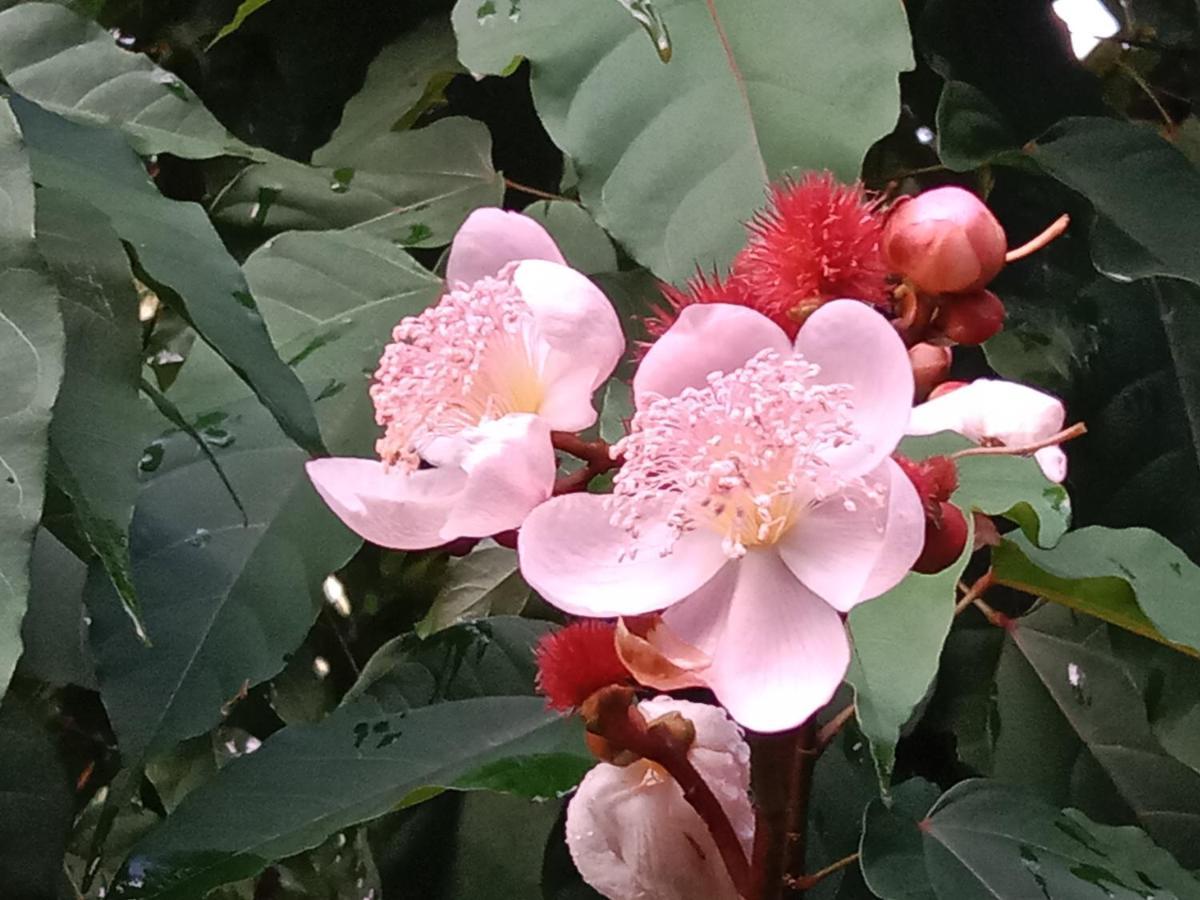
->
[776, 458, 924, 612]
[305, 458, 466, 550]
[441, 414, 556, 538]
[517, 494, 728, 617]
[908, 378, 1065, 447]
[672, 550, 849, 733]
[793, 300, 913, 477]
[445, 208, 566, 286]
[535, 364, 603, 433]
[633, 304, 791, 405]
[513, 259, 625, 392]
[1035, 446, 1068, 483]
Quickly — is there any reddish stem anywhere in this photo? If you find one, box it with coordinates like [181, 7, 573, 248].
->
[551, 431, 623, 495]
[1005, 214, 1070, 263]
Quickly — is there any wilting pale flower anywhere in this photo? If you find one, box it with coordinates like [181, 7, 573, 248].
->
[907, 378, 1068, 482]
[566, 697, 753, 900]
[519, 301, 924, 731]
[306, 209, 624, 549]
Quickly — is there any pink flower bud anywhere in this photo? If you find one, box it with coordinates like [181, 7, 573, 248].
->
[907, 342, 953, 401]
[882, 187, 1007, 294]
[937, 289, 1006, 346]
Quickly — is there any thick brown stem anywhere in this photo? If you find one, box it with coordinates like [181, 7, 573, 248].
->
[748, 721, 818, 900]
[551, 432, 622, 495]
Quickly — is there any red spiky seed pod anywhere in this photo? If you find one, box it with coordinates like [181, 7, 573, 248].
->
[644, 270, 752, 342]
[535, 620, 633, 712]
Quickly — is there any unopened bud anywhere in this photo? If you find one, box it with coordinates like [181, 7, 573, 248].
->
[908, 342, 953, 401]
[883, 187, 1007, 294]
[913, 501, 969, 574]
[937, 289, 1006, 345]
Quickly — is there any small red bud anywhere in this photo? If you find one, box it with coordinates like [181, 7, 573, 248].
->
[535, 620, 632, 712]
[913, 501, 969, 574]
[937, 289, 1006, 345]
[882, 187, 1007, 294]
[908, 342, 953, 401]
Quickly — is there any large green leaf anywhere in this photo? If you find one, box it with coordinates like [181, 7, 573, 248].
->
[994, 526, 1200, 654]
[212, 118, 503, 247]
[0, 700, 75, 898]
[85, 398, 361, 760]
[0, 97, 64, 698]
[111, 697, 591, 899]
[415, 547, 531, 637]
[17, 528, 95, 689]
[861, 778, 1200, 900]
[168, 227, 442, 452]
[346, 616, 552, 710]
[1008, 606, 1200, 867]
[37, 188, 153, 637]
[13, 98, 325, 456]
[313, 17, 462, 163]
[452, 0, 912, 282]
[0, 3, 262, 160]
[1029, 117, 1200, 287]
[846, 526, 973, 790]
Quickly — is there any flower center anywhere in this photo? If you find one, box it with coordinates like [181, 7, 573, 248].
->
[371, 273, 544, 469]
[609, 350, 859, 559]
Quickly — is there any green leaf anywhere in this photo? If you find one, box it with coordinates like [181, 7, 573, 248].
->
[935, 80, 1019, 172]
[111, 698, 591, 899]
[900, 432, 1071, 547]
[846, 524, 973, 790]
[0, 700, 74, 898]
[453, 0, 913, 282]
[85, 398, 361, 759]
[313, 17, 462, 162]
[347, 616, 552, 710]
[209, 0, 276, 47]
[521, 201, 618, 275]
[416, 548, 531, 636]
[37, 188, 154, 640]
[17, 528, 95, 689]
[0, 3, 263, 160]
[212, 118, 504, 247]
[13, 98, 325, 456]
[0, 97, 65, 698]
[598, 378, 633, 444]
[447, 792, 563, 900]
[994, 526, 1200, 654]
[862, 778, 1200, 900]
[859, 777, 940, 900]
[1009, 605, 1200, 867]
[1028, 117, 1200, 287]
[169, 227, 442, 451]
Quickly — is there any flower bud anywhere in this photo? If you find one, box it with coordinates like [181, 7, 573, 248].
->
[882, 187, 1007, 294]
[913, 501, 968, 574]
[937, 289, 1006, 345]
[908, 342, 953, 401]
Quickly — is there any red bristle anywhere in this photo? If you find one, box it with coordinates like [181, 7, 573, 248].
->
[734, 172, 891, 334]
[643, 269, 752, 343]
[894, 453, 959, 518]
[535, 620, 632, 711]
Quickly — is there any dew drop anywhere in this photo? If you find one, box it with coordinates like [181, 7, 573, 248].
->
[618, 0, 672, 63]
[1066, 661, 1092, 707]
[250, 186, 281, 227]
[187, 528, 211, 548]
[139, 441, 165, 473]
[330, 167, 355, 193]
[202, 426, 235, 448]
[476, 0, 496, 21]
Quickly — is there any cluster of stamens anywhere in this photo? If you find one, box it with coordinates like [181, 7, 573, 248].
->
[610, 350, 862, 559]
[371, 273, 540, 469]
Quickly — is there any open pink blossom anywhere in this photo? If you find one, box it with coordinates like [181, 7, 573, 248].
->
[518, 301, 924, 732]
[907, 378, 1068, 482]
[306, 208, 624, 550]
[566, 697, 753, 900]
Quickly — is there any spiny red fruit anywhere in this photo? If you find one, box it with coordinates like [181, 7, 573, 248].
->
[734, 173, 891, 333]
[882, 187, 1007, 295]
[937, 289, 1006, 345]
[895, 454, 968, 573]
[535, 620, 632, 711]
[908, 342, 953, 401]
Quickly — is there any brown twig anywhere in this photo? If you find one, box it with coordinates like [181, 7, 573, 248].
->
[786, 852, 861, 892]
[583, 687, 751, 897]
[949, 422, 1087, 461]
[1004, 214, 1070, 263]
[748, 722, 818, 900]
[503, 177, 578, 204]
[551, 431, 623, 495]
[954, 569, 995, 615]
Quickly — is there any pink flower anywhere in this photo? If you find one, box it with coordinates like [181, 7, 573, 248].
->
[306, 209, 624, 549]
[566, 697, 753, 900]
[518, 301, 924, 732]
[907, 378, 1068, 482]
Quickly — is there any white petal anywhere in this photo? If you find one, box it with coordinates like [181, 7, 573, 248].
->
[908, 378, 1065, 447]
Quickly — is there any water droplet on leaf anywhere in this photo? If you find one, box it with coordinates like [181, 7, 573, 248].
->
[187, 528, 211, 548]
[330, 167, 356, 193]
[617, 0, 672, 62]
[139, 441, 165, 473]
